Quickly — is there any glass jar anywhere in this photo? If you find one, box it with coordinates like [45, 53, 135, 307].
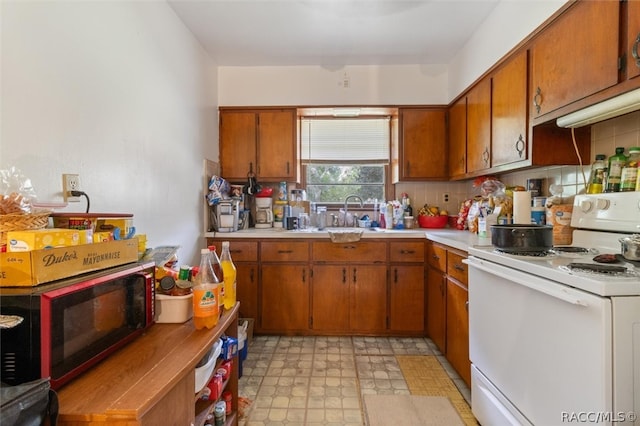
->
[587, 154, 607, 194]
[620, 147, 640, 192]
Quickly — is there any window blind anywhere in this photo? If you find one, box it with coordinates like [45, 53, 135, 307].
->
[300, 118, 390, 161]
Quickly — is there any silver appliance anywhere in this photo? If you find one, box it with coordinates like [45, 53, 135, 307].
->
[212, 199, 239, 232]
[466, 192, 640, 426]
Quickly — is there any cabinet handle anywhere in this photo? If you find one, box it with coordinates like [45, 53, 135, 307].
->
[515, 134, 525, 158]
[353, 268, 357, 283]
[633, 33, 640, 68]
[400, 250, 416, 254]
[465, 300, 469, 311]
[342, 245, 357, 250]
[454, 263, 466, 272]
[406, 161, 411, 175]
[482, 148, 490, 166]
[533, 87, 542, 114]
[432, 254, 440, 261]
[394, 268, 398, 283]
[250, 268, 255, 283]
[286, 161, 290, 175]
[342, 268, 347, 284]
[302, 269, 306, 283]
[278, 250, 293, 254]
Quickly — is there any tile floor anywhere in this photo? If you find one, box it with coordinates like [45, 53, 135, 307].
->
[238, 335, 472, 425]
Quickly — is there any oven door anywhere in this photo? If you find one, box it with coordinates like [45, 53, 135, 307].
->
[466, 256, 612, 426]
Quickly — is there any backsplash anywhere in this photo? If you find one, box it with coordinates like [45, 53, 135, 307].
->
[399, 110, 640, 213]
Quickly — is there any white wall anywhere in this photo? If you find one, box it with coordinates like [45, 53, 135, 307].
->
[0, 1, 218, 265]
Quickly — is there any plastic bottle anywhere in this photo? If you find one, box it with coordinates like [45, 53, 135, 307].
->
[208, 245, 224, 311]
[220, 241, 237, 310]
[605, 147, 627, 192]
[620, 147, 640, 192]
[587, 154, 607, 194]
[193, 248, 220, 330]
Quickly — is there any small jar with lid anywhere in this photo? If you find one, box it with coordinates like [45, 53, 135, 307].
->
[621, 147, 640, 191]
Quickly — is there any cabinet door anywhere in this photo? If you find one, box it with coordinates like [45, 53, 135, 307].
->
[311, 265, 350, 332]
[466, 78, 492, 174]
[220, 111, 257, 180]
[492, 50, 528, 168]
[426, 267, 446, 352]
[397, 108, 447, 180]
[257, 110, 297, 181]
[448, 97, 466, 178]
[446, 279, 470, 387]
[350, 265, 387, 333]
[260, 264, 309, 331]
[236, 263, 258, 321]
[389, 265, 425, 332]
[627, 0, 640, 81]
[530, 1, 619, 118]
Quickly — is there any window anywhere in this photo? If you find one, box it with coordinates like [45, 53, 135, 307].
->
[300, 117, 390, 204]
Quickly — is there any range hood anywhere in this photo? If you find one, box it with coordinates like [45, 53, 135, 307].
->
[556, 87, 640, 128]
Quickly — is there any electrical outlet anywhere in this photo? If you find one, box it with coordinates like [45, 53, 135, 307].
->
[62, 174, 81, 202]
[442, 192, 450, 203]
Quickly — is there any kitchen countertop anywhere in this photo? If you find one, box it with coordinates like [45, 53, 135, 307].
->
[206, 227, 490, 252]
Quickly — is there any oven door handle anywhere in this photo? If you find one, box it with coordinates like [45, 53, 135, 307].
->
[464, 258, 590, 307]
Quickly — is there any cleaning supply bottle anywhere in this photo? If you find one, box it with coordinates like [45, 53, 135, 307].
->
[605, 147, 627, 192]
[220, 241, 237, 310]
[587, 154, 607, 194]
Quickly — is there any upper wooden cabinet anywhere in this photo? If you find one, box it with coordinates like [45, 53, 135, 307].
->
[491, 50, 529, 168]
[466, 78, 492, 174]
[220, 108, 297, 182]
[626, 0, 640, 81]
[393, 108, 447, 181]
[448, 97, 467, 178]
[529, 0, 620, 121]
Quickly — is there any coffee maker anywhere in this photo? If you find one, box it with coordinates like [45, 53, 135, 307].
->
[255, 197, 274, 228]
[213, 199, 240, 232]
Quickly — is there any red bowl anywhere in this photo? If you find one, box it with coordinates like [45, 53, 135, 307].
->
[418, 215, 448, 228]
[254, 187, 273, 197]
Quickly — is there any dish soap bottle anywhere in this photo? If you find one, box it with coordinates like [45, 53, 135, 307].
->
[587, 154, 607, 194]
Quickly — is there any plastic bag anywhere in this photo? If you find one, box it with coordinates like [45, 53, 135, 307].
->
[0, 167, 38, 214]
[206, 176, 230, 206]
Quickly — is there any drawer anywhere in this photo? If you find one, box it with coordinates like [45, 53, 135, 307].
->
[312, 241, 387, 263]
[223, 241, 258, 262]
[261, 241, 310, 262]
[447, 251, 468, 286]
[389, 241, 425, 263]
[427, 243, 447, 272]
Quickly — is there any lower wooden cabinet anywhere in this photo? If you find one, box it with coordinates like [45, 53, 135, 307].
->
[446, 278, 470, 386]
[261, 264, 310, 332]
[426, 242, 470, 387]
[389, 265, 425, 332]
[426, 267, 446, 351]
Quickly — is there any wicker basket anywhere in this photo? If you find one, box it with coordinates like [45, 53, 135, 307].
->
[0, 210, 51, 246]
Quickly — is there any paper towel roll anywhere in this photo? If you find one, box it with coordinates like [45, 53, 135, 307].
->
[513, 191, 532, 224]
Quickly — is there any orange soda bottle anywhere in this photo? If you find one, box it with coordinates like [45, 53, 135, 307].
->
[193, 248, 220, 329]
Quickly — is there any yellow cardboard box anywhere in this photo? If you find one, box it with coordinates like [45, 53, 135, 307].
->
[0, 238, 139, 287]
[96, 218, 134, 239]
[7, 228, 81, 252]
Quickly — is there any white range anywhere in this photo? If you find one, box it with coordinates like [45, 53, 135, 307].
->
[465, 192, 640, 426]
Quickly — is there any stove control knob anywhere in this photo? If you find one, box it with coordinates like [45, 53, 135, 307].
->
[579, 199, 593, 212]
[595, 198, 610, 210]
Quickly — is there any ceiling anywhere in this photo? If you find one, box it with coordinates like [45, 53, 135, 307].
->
[168, 0, 501, 67]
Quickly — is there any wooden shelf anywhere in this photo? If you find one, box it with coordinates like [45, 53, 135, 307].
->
[56, 303, 240, 426]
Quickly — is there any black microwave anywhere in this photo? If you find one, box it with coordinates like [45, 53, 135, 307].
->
[0, 262, 155, 389]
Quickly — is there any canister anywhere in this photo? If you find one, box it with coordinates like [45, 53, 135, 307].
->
[273, 200, 287, 228]
[531, 197, 546, 225]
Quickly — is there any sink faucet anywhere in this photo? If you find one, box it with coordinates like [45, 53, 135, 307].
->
[344, 195, 364, 227]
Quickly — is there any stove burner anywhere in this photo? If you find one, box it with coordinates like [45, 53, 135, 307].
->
[562, 262, 639, 278]
[494, 248, 553, 258]
[552, 246, 590, 253]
